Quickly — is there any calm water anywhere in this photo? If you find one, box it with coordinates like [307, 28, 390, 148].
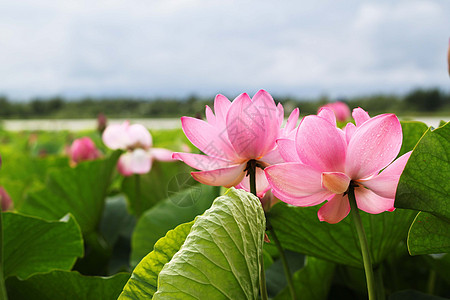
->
[1, 117, 448, 131]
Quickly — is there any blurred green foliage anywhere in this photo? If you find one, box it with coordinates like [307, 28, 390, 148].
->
[0, 88, 449, 119]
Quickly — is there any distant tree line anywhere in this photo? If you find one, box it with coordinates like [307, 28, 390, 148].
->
[0, 88, 448, 119]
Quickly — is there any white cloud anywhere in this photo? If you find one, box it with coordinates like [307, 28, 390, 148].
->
[0, 0, 448, 99]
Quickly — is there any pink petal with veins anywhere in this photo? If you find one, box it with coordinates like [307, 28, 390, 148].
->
[318, 194, 351, 224]
[205, 105, 216, 125]
[277, 103, 284, 120]
[295, 115, 347, 172]
[317, 107, 336, 125]
[260, 148, 284, 165]
[172, 152, 231, 171]
[191, 163, 246, 187]
[352, 107, 370, 127]
[321, 172, 351, 194]
[226, 90, 281, 159]
[276, 138, 300, 162]
[359, 151, 411, 198]
[285, 108, 300, 134]
[265, 163, 325, 199]
[344, 123, 356, 144]
[346, 114, 402, 179]
[181, 116, 237, 160]
[355, 187, 394, 214]
[214, 94, 232, 122]
[272, 190, 333, 207]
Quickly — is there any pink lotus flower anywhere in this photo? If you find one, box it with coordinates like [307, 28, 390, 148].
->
[318, 101, 351, 122]
[173, 90, 299, 196]
[69, 137, 101, 164]
[265, 107, 411, 224]
[102, 121, 174, 176]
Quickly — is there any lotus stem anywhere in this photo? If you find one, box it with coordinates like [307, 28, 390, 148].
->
[248, 160, 268, 300]
[348, 185, 376, 300]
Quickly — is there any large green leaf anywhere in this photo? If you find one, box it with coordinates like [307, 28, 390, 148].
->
[275, 256, 335, 300]
[398, 121, 428, 156]
[407, 212, 450, 255]
[18, 151, 120, 235]
[3, 212, 83, 280]
[268, 203, 416, 268]
[396, 122, 449, 219]
[0, 154, 68, 209]
[153, 188, 265, 299]
[121, 161, 191, 216]
[396, 122, 450, 254]
[119, 221, 194, 299]
[130, 184, 219, 266]
[6, 271, 130, 300]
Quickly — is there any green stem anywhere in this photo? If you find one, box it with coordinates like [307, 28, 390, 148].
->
[268, 219, 297, 300]
[0, 210, 9, 300]
[248, 161, 267, 300]
[248, 161, 257, 196]
[348, 185, 376, 300]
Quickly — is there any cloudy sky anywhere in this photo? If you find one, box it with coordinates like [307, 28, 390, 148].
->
[0, 0, 449, 100]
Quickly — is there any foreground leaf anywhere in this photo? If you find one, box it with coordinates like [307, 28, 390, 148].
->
[398, 121, 428, 156]
[19, 151, 120, 235]
[407, 212, 450, 255]
[6, 271, 130, 300]
[268, 203, 416, 268]
[119, 221, 194, 299]
[275, 256, 335, 300]
[396, 122, 449, 220]
[153, 188, 265, 299]
[396, 122, 450, 254]
[3, 212, 83, 280]
[130, 184, 219, 266]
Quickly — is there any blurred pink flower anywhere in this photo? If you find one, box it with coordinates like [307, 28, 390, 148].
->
[318, 101, 351, 122]
[265, 107, 411, 224]
[102, 121, 174, 176]
[0, 187, 13, 211]
[69, 137, 101, 164]
[173, 90, 299, 196]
